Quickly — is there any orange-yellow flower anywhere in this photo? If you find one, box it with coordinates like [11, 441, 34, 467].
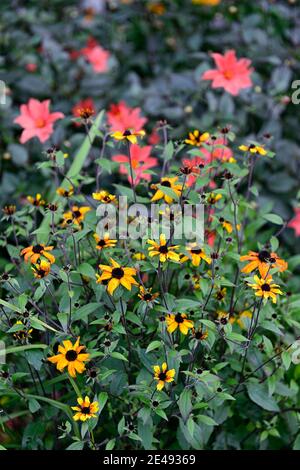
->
[248, 275, 283, 304]
[21, 244, 55, 264]
[166, 313, 194, 335]
[96, 258, 138, 295]
[240, 249, 288, 278]
[48, 338, 89, 378]
[71, 396, 99, 422]
[153, 362, 175, 391]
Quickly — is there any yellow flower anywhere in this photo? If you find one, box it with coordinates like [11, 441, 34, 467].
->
[239, 144, 267, 155]
[27, 193, 45, 207]
[215, 287, 227, 301]
[240, 249, 288, 278]
[94, 233, 117, 251]
[138, 285, 159, 303]
[92, 190, 116, 204]
[62, 206, 91, 227]
[192, 327, 209, 341]
[132, 252, 146, 261]
[217, 311, 231, 325]
[13, 320, 33, 341]
[48, 337, 89, 378]
[207, 193, 222, 204]
[32, 260, 51, 279]
[185, 129, 210, 146]
[56, 187, 74, 198]
[153, 362, 175, 391]
[236, 310, 252, 329]
[111, 129, 146, 145]
[151, 177, 182, 204]
[71, 396, 99, 422]
[248, 275, 283, 304]
[96, 258, 138, 295]
[21, 244, 55, 264]
[192, 0, 220, 5]
[186, 243, 211, 266]
[147, 233, 180, 263]
[166, 313, 194, 335]
[220, 219, 240, 234]
[192, 274, 201, 290]
[147, 2, 166, 15]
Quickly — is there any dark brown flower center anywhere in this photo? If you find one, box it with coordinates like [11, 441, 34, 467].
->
[98, 240, 106, 247]
[73, 210, 82, 218]
[261, 283, 271, 292]
[258, 250, 271, 262]
[161, 180, 171, 187]
[32, 244, 44, 254]
[191, 248, 202, 254]
[158, 245, 168, 254]
[112, 267, 124, 279]
[144, 293, 152, 301]
[158, 372, 167, 381]
[81, 406, 91, 414]
[123, 130, 132, 136]
[65, 350, 78, 361]
[175, 313, 184, 324]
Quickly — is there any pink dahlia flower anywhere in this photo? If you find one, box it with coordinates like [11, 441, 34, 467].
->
[81, 38, 110, 73]
[107, 101, 147, 133]
[112, 144, 157, 186]
[202, 50, 253, 96]
[288, 208, 300, 237]
[14, 98, 64, 144]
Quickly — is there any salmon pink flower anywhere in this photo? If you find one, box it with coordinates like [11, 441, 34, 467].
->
[195, 137, 234, 165]
[81, 38, 110, 73]
[202, 50, 253, 96]
[107, 101, 147, 133]
[14, 99, 64, 144]
[112, 144, 157, 185]
[288, 208, 300, 237]
[181, 156, 203, 187]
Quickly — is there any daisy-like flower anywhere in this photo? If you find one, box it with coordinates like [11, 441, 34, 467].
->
[239, 144, 267, 155]
[48, 337, 89, 378]
[111, 129, 146, 145]
[13, 320, 33, 342]
[207, 193, 222, 204]
[81, 38, 110, 73]
[92, 190, 116, 204]
[185, 130, 210, 146]
[166, 313, 194, 335]
[32, 260, 51, 279]
[232, 310, 252, 329]
[186, 243, 211, 266]
[202, 50, 253, 96]
[215, 287, 227, 301]
[96, 258, 138, 295]
[240, 249, 288, 278]
[71, 396, 99, 422]
[248, 275, 283, 304]
[2, 205, 16, 216]
[138, 286, 159, 303]
[151, 177, 182, 204]
[94, 233, 117, 250]
[62, 206, 91, 227]
[107, 101, 147, 133]
[112, 144, 158, 186]
[147, 233, 180, 263]
[217, 311, 230, 325]
[21, 244, 55, 264]
[220, 218, 240, 234]
[72, 98, 95, 126]
[192, 327, 209, 341]
[14, 98, 64, 144]
[153, 363, 175, 391]
[27, 193, 45, 207]
[56, 187, 74, 198]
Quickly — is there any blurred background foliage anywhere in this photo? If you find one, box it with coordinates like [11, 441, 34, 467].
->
[0, 0, 300, 253]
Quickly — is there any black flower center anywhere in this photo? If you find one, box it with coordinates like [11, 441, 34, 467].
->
[112, 267, 124, 279]
[158, 372, 167, 381]
[73, 210, 82, 218]
[144, 293, 152, 301]
[123, 130, 132, 136]
[158, 245, 168, 254]
[161, 181, 171, 187]
[65, 349, 78, 361]
[191, 248, 202, 254]
[175, 313, 184, 324]
[261, 283, 271, 292]
[195, 331, 203, 340]
[258, 250, 271, 262]
[32, 244, 43, 254]
[81, 406, 91, 414]
[98, 240, 106, 247]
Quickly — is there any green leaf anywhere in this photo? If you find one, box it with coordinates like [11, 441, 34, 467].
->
[110, 352, 128, 362]
[66, 441, 84, 450]
[4, 344, 47, 355]
[98, 392, 108, 414]
[77, 263, 96, 279]
[263, 213, 284, 225]
[197, 415, 218, 426]
[247, 383, 280, 412]
[105, 439, 116, 450]
[146, 341, 161, 353]
[178, 389, 193, 422]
